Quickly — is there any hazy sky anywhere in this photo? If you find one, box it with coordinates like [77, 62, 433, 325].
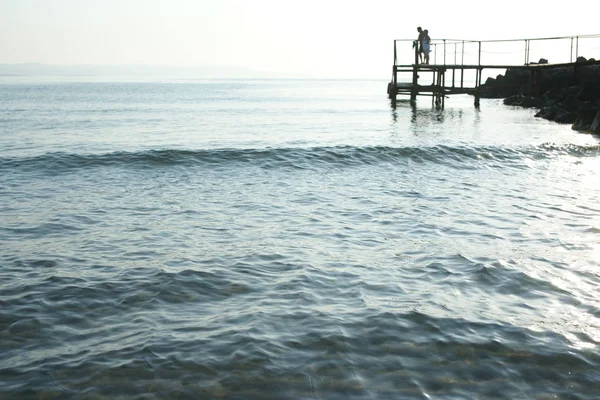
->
[1, 0, 598, 78]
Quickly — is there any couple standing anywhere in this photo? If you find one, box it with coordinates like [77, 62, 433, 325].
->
[416, 27, 431, 64]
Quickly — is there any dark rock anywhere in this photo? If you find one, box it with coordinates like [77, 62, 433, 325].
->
[589, 109, 600, 134]
[563, 95, 580, 112]
[520, 96, 543, 108]
[572, 116, 587, 131]
[536, 106, 558, 119]
[540, 97, 560, 109]
[571, 103, 598, 131]
[554, 109, 578, 124]
[504, 95, 524, 106]
[578, 101, 599, 114]
[478, 56, 600, 133]
[578, 80, 600, 101]
[540, 69, 577, 94]
[505, 95, 543, 108]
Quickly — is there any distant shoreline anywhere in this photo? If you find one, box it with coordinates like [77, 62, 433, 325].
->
[0, 63, 311, 79]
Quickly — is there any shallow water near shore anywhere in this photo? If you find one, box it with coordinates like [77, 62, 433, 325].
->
[1, 78, 600, 399]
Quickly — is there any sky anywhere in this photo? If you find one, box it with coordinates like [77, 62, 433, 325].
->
[1, 0, 599, 78]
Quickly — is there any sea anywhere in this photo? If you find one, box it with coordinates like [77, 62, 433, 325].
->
[1, 77, 599, 399]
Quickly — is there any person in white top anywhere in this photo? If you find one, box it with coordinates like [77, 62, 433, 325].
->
[422, 30, 431, 64]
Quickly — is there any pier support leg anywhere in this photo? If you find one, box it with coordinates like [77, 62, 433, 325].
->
[411, 63, 418, 101]
[474, 68, 481, 108]
[388, 67, 398, 108]
[434, 70, 443, 109]
[442, 71, 446, 108]
[387, 82, 397, 100]
[389, 88, 397, 108]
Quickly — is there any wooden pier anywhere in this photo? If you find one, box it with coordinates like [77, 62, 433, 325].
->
[388, 34, 600, 108]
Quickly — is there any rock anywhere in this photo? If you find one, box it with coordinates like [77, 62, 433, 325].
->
[590, 108, 600, 134]
[554, 109, 578, 124]
[578, 80, 600, 101]
[562, 94, 580, 112]
[479, 57, 600, 133]
[505, 95, 543, 108]
[536, 106, 558, 119]
[520, 96, 543, 108]
[541, 69, 577, 94]
[504, 95, 524, 106]
[571, 102, 599, 131]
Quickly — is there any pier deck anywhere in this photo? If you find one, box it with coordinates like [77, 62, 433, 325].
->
[388, 34, 600, 108]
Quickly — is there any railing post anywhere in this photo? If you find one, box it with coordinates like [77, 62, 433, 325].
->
[570, 37, 574, 63]
[460, 41, 464, 88]
[414, 39, 419, 65]
[443, 39, 447, 65]
[452, 43, 456, 87]
[412, 39, 419, 101]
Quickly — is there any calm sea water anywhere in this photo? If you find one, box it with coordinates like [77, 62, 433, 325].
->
[1, 78, 600, 399]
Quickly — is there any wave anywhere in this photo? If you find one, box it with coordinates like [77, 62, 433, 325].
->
[1, 143, 599, 175]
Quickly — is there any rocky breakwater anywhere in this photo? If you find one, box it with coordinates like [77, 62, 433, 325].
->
[478, 57, 600, 134]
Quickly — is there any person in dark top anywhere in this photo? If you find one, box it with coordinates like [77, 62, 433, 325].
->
[416, 27, 425, 63]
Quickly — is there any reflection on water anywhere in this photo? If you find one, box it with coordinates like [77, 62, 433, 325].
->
[391, 98, 476, 137]
[2, 81, 600, 400]
[387, 95, 526, 145]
